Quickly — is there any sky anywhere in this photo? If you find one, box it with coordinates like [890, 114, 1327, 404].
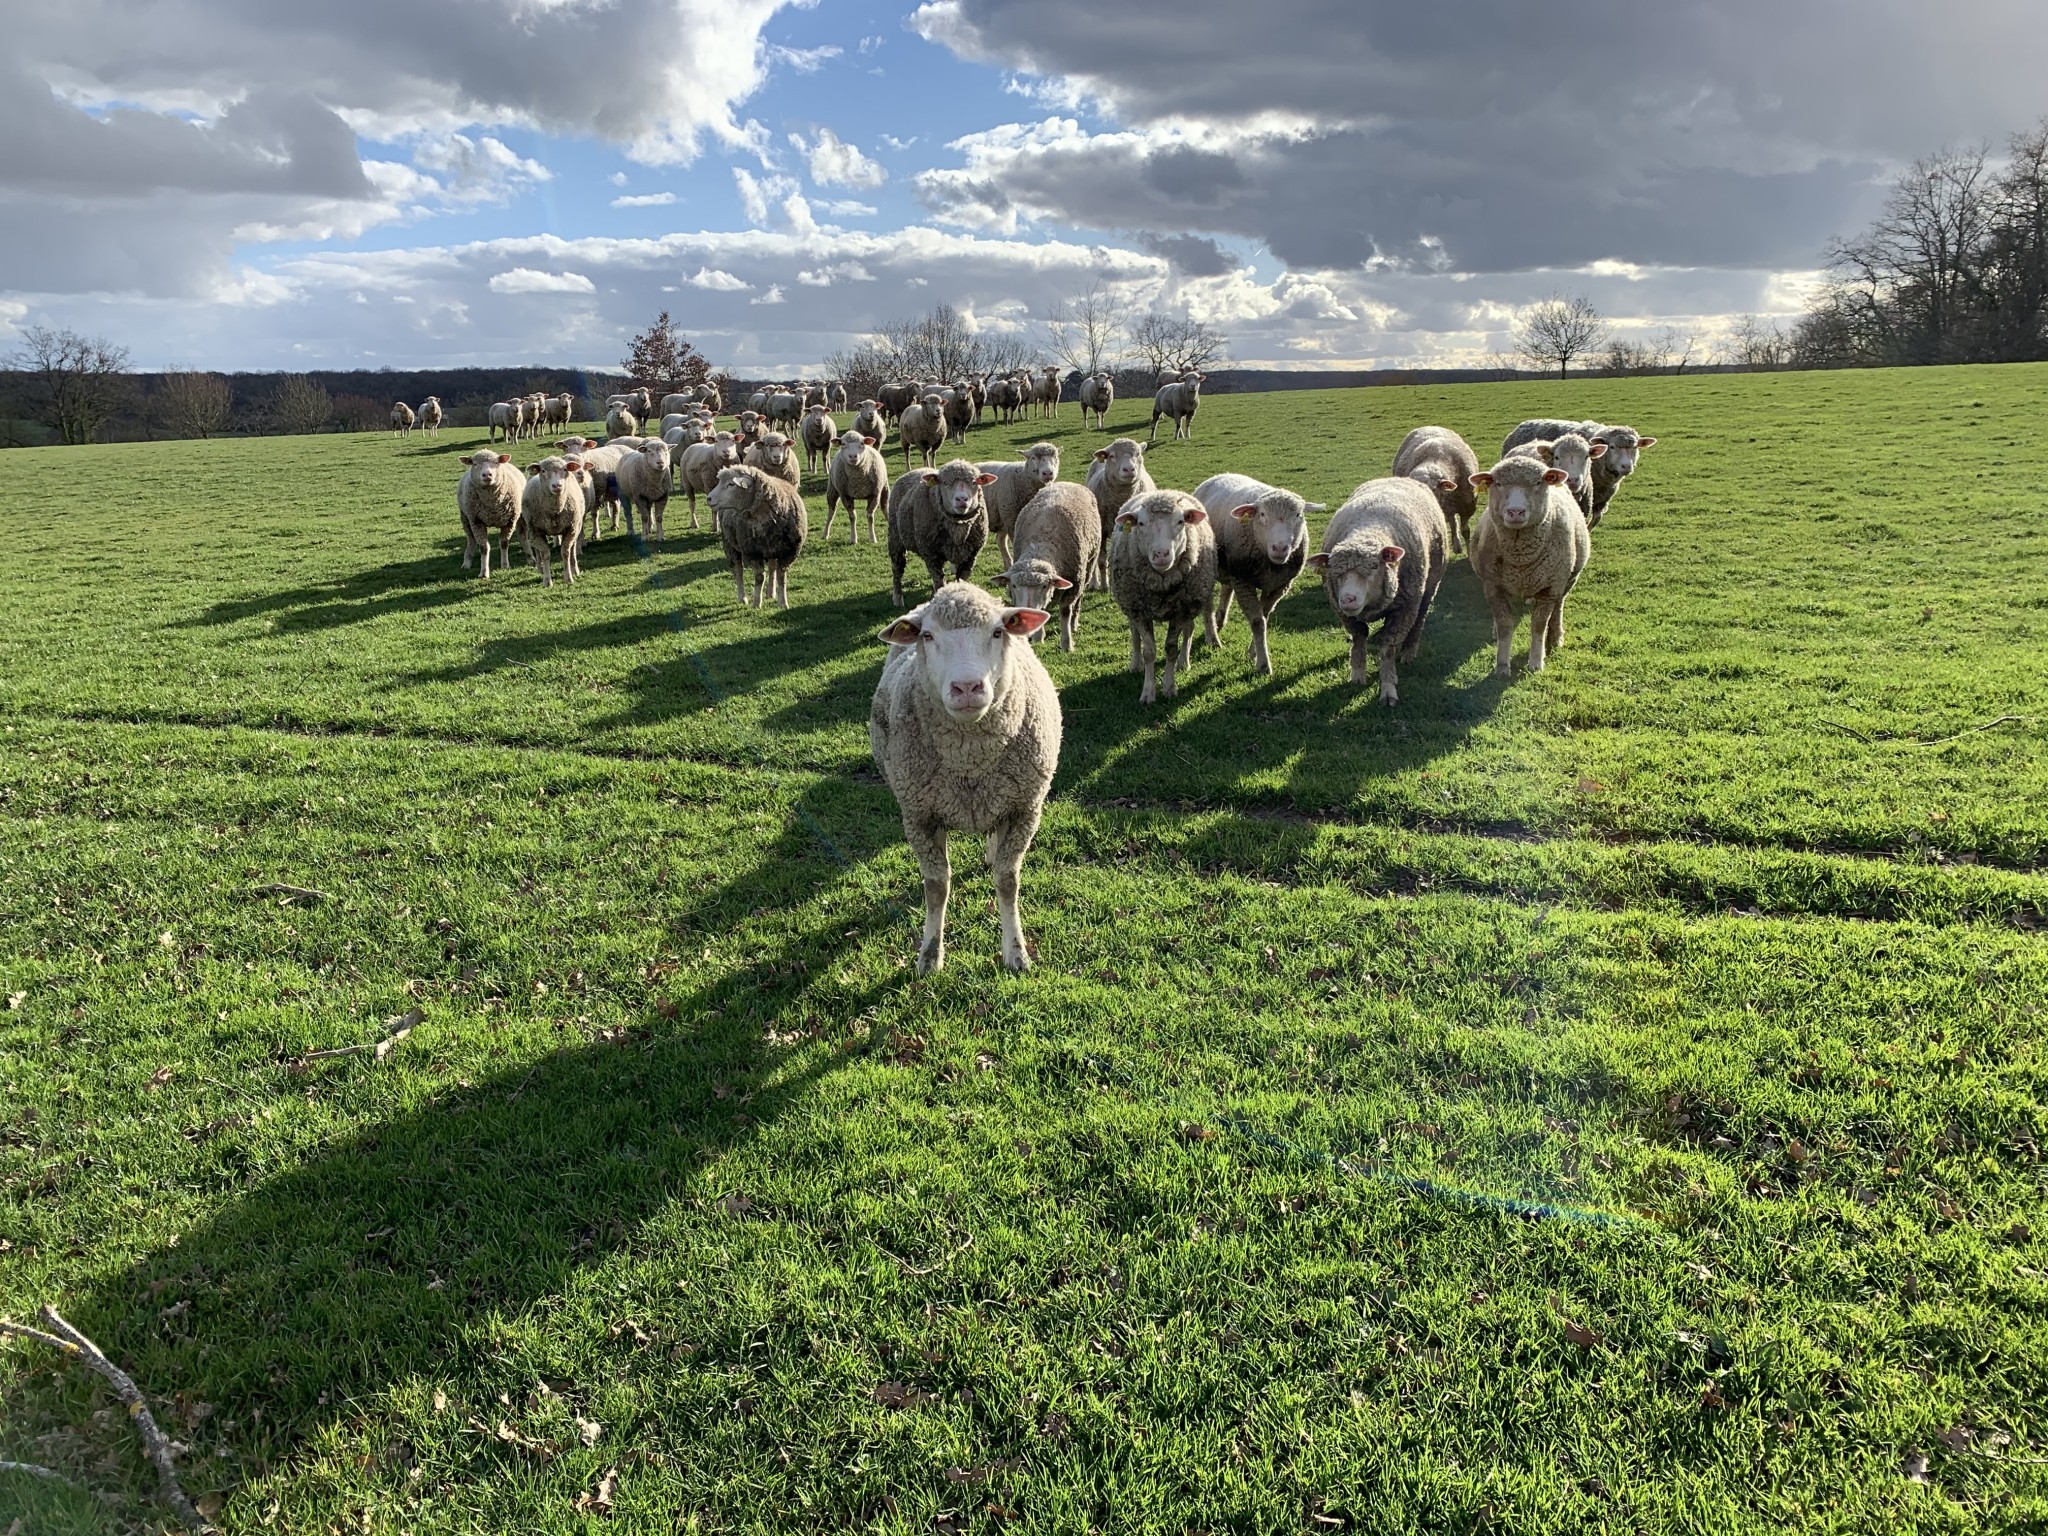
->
[3, 0, 2044, 375]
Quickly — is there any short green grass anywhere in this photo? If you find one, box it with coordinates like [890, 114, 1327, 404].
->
[3, 365, 2045, 1534]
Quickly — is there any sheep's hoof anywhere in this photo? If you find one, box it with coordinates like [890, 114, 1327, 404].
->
[1139, 685, 1157, 705]
[917, 938, 945, 974]
[1380, 687, 1399, 706]
[1003, 946, 1032, 973]
[1492, 663, 1514, 679]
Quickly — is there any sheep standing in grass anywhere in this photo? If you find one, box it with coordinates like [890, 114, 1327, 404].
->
[1110, 489, 1217, 705]
[1468, 454, 1590, 677]
[744, 431, 800, 488]
[1084, 437, 1155, 588]
[942, 383, 975, 444]
[1308, 477, 1448, 705]
[1032, 365, 1062, 418]
[458, 449, 525, 579]
[899, 393, 948, 470]
[1505, 431, 1606, 524]
[391, 401, 415, 437]
[520, 455, 588, 588]
[851, 399, 889, 448]
[988, 375, 1022, 423]
[710, 465, 807, 609]
[870, 581, 1060, 974]
[998, 481, 1099, 651]
[1193, 473, 1321, 676]
[678, 434, 741, 532]
[825, 431, 890, 543]
[547, 394, 574, 431]
[1391, 425, 1479, 554]
[487, 401, 515, 442]
[1148, 372, 1205, 442]
[1078, 372, 1114, 428]
[418, 396, 444, 436]
[733, 409, 765, 451]
[614, 438, 675, 542]
[978, 444, 1061, 564]
[605, 403, 639, 441]
[800, 404, 836, 474]
[887, 460, 997, 607]
[1500, 419, 1656, 527]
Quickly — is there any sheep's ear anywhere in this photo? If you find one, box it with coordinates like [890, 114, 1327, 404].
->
[878, 613, 926, 645]
[1436, 478, 1458, 493]
[1586, 441, 1608, 458]
[1134, 441, 1149, 453]
[565, 459, 582, 471]
[1230, 503, 1258, 521]
[921, 471, 940, 486]
[1380, 545, 1406, 567]
[1470, 472, 1494, 490]
[1116, 511, 1139, 529]
[1181, 505, 1207, 525]
[1307, 552, 1331, 572]
[976, 473, 999, 486]
[460, 455, 475, 465]
[1533, 443, 1556, 463]
[1635, 435, 1657, 447]
[1093, 449, 1109, 461]
[1048, 575, 1074, 590]
[1542, 468, 1570, 486]
[1001, 607, 1051, 638]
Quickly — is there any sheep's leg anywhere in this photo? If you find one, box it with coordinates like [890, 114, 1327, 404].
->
[1159, 622, 1182, 699]
[1060, 595, 1079, 653]
[1126, 618, 1144, 674]
[565, 528, 582, 585]
[1401, 588, 1436, 662]
[822, 498, 840, 541]
[1376, 637, 1401, 705]
[650, 500, 666, 544]
[1546, 597, 1566, 654]
[478, 528, 495, 580]
[460, 520, 478, 570]
[1348, 624, 1372, 685]
[924, 557, 948, 594]
[731, 560, 747, 607]
[890, 547, 908, 609]
[1248, 603, 1273, 675]
[750, 566, 767, 610]
[867, 500, 879, 545]
[1138, 623, 1159, 704]
[1486, 587, 1518, 677]
[775, 564, 790, 610]
[1176, 621, 1195, 672]
[905, 820, 951, 974]
[987, 811, 1041, 972]
[1208, 586, 1232, 646]
[1528, 599, 1555, 673]
[532, 537, 553, 589]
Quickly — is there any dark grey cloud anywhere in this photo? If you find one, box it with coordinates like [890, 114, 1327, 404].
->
[1135, 232, 1241, 277]
[913, 0, 2048, 274]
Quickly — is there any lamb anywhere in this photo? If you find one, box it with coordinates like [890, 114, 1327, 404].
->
[678, 433, 741, 531]
[1077, 372, 1114, 428]
[1149, 372, 1205, 442]
[1192, 472, 1321, 676]
[1505, 431, 1606, 524]
[1084, 437, 1156, 589]
[1308, 477, 1449, 705]
[800, 404, 836, 474]
[613, 438, 675, 542]
[898, 393, 948, 470]
[887, 459, 998, 607]
[870, 581, 1060, 973]
[457, 449, 526, 579]
[488, 401, 515, 442]
[520, 455, 588, 588]
[418, 396, 443, 436]
[988, 375, 1022, 424]
[605, 403, 640, 440]
[1032, 365, 1062, 418]
[851, 398, 889, 447]
[998, 481, 1099, 651]
[1391, 425, 1480, 554]
[391, 401, 415, 437]
[767, 390, 802, 433]
[825, 431, 890, 543]
[1467, 453, 1590, 677]
[1499, 419, 1657, 527]
[1109, 490, 1218, 705]
[743, 431, 800, 488]
[709, 465, 807, 610]
[977, 444, 1062, 564]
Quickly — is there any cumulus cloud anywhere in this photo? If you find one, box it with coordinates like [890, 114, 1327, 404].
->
[751, 284, 788, 305]
[818, 198, 879, 218]
[687, 267, 751, 291]
[612, 192, 678, 208]
[487, 268, 597, 295]
[791, 128, 887, 190]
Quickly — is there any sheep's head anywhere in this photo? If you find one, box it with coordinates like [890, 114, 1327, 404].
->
[835, 433, 874, 460]
[635, 439, 672, 474]
[1116, 490, 1206, 573]
[1472, 455, 1568, 530]
[1593, 425, 1655, 476]
[1022, 443, 1060, 486]
[527, 456, 584, 497]
[1308, 539, 1405, 621]
[923, 460, 998, 520]
[752, 434, 791, 471]
[878, 581, 1048, 723]
[996, 557, 1073, 618]
[708, 466, 760, 520]
[1229, 488, 1320, 567]
[461, 449, 511, 476]
[1093, 438, 1147, 488]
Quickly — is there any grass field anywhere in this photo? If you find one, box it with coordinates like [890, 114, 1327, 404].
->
[2, 365, 2045, 1534]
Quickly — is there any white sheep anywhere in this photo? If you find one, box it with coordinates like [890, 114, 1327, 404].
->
[614, 438, 674, 541]
[800, 404, 836, 474]
[1032, 365, 1062, 418]
[487, 401, 515, 442]
[998, 481, 1099, 651]
[1083, 437, 1156, 589]
[1467, 454, 1590, 676]
[520, 455, 588, 588]
[869, 582, 1060, 973]
[743, 431, 799, 488]
[1192, 472, 1322, 676]
[457, 449, 525, 579]
[851, 398, 889, 448]
[825, 432, 890, 543]
[898, 393, 948, 470]
[1391, 426, 1480, 554]
[605, 403, 640, 440]
[977, 444, 1061, 564]
[1499, 419, 1657, 527]
[1149, 372, 1205, 442]
[1309, 477, 1449, 704]
[710, 465, 807, 609]
[678, 434, 741, 531]
[1077, 372, 1114, 429]
[887, 459, 997, 608]
[391, 401, 415, 437]
[1505, 432, 1607, 525]
[1109, 489, 1217, 704]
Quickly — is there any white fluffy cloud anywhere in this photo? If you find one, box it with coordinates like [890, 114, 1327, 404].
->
[487, 268, 597, 295]
[612, 192, 678, 208]
[791, 129, 887, 190]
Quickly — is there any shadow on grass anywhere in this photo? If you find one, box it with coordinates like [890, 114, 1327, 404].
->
[176, 552, 473, 633]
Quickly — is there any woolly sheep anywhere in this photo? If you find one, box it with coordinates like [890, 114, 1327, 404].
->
[997, 480, 1099, 651]
[829, 382, 849, 412]
[391, 401, 415, 437]
[942, 383, 974, 444]
[851, 398, 889, 447]
[767, 390, 802, 434]
[898, 393, 948, 470]
[743, 431, 799, 488]
[876, 380, 917, 421]
[1192, 472, 1321, 676]
[678, 433, 741, 531]
[605, 403, 640, 440]
[698, 385, 723, 414]
[417, 396, 443, 436]
[710, 465, 807, 609]
[1077, 372, 1114, 429]
[520, 455, 588, 588]
[1468, 453, 1590, 677]
[1505, 431, 1607, 524]
[977, 444, 1062, 564]
[659, 411, 690, 440]
[825, 431, 890, 544]
[869, 581, 1060, 973]
[733, 409, 765, 450]
[573, 440, 635, 537]
[1109, 489, 1217, 705]
[1391, 425, 1480, 554]
[488, 401, 515, 442]
[546, 394, 573, 430]
[1500, 418, 1657, 527]
[660, 391, 694, 416]
[1031, 365, 1062, 418]
[614, 438, 675, 541]
[887, 459, 998, 608]
[1084, 437, 1156, 589]
[989, 375, 1023, 423]
[1308, 477, 1449, 705]
[457, 449, 525, 579]
[800, 404, 836, 474]
[1149, 372, 1206, 442]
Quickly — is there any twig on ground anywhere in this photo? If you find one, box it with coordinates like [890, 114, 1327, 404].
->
[0, 1306, 215, 1532]
[1, 1457, 88, 1489]
[252, 882, 330, 903]
[1818, 719, 1872, 743]
[886, 1234, 974, 1277]
[293, 1007, 424, 1066]
[1907, 714, 2027, 748]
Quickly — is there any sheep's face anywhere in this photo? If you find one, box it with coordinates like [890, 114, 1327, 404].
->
[1233, 493, 1319, 567]
[754, 436, 791, 471]
[1543, 434, 1604, 496]
[1473, 460, 1568, 529]
[635, 441, 672, 476]
[835, 434, 874, 464]
[530, 457, 580, 498]
[1022, 444, 1061, 486]
[924, 463, 998, 520]
[1310, 545, 1404, 619]
[707, 467, 757, 520]
[999, 558, 1073, 617]
[1094, 440, 1147, 488]
[881, 595, 1050, 722]
[462, 450, 511, 477]
[1596, 428, 1654, 476]
[1117, 493, 1206, 573]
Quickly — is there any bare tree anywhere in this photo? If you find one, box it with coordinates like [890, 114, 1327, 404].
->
[6, 324, 133, 445]
[1127, 311, 1229, 376]
[330, 393, 388, 433]
[1718, 314, 1791, 370]
[1829, 146, 1995, 364]
[825, 303, 1037, 397]
[155, 370, 235, 439]
[1043, 282, 1132, 376]
[268, 374, 333, 435]
[1512, 295, 1607, 379]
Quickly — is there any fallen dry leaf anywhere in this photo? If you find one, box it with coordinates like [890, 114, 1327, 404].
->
[146, 1065, 176, 1090]
[195, 1492, 225, 1520]
[1179, 1122, 1217, 1143]
[1563, 1319, 1603, 1351]
[1576, 777, 1605, 794]
[1902, 1450, 1930, 1484]
[1699, 1382, 1727, 1411]
[6, 992, 23, 1010]
[872, 1381, 932, 1410]
[574, 1467, 619, 1515]
[576, 1416, 603, 1447]
[433, 1390, 448, 1412]
[1937, 1426, 1975, 1452]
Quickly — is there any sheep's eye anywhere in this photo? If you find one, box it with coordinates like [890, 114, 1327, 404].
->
[920, 631, 934, 642]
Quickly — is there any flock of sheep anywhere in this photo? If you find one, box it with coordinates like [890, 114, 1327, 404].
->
[431, 372, 1654, 971]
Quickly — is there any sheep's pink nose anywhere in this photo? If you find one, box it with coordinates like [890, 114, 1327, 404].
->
[947, 680, 987, 705]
